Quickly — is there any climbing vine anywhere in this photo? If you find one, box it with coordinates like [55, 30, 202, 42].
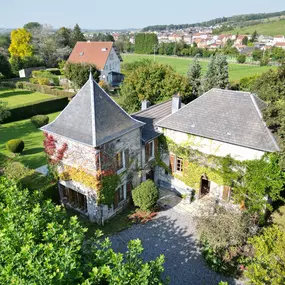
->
[157, 135, 241, 190]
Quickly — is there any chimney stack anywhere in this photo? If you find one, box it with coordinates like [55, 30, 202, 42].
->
[172, 94, 181, 113]
[141, 100, 150, 110]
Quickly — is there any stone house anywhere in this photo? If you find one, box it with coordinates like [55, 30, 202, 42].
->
[67, 41, 124, 86]
[41, 74, 144, 224]
[41, 79, 279, 223]
[155, 89, 279, 200]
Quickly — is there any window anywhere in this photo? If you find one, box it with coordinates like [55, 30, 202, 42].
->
[62, 187, 87, 212]
[176, 157, 183, 173]
[117, 184, 125, 203]
[149, 140, 154, 160]
[116, 151, 124, 171]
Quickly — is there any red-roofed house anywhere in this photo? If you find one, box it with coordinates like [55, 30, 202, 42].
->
[274, 42, 285, 50]
[67, 41, 123, 85]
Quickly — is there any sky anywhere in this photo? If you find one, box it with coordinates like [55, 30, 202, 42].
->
[1, 0, 285, 30]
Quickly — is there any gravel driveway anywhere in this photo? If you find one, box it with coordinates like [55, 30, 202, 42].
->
[110, 194, 243, 285]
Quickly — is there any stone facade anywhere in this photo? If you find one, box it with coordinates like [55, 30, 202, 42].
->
[53, 128, 142, 224]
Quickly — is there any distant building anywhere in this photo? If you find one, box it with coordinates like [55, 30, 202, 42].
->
[274, 42, 285, 50]
[273, 35, 285, 43]
[67, 41, 123, 85]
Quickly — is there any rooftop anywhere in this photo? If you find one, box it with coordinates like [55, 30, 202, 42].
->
[156, 89, 279, 153]
[67, 41, 122, 70]
[41, 74, 144, 147]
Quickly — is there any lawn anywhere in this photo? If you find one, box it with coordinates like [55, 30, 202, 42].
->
[121, 54, 275, 82]
[230, 19, 285, 37]
[0, 112, 60, 169]
[0, 88, 56, 108]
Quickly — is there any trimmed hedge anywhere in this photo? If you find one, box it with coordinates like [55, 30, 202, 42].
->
[6, 139, 25, 154]
[16, 81, 74, 98]
[3, 96, 68, 123]
[31, 115, 49, 128]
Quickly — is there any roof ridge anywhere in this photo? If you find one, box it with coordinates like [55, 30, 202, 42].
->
[250, 94, 280, 152]
[90, 73, 97, 147]
[156, 88, 214, 126]
[132, 99, 172, 115]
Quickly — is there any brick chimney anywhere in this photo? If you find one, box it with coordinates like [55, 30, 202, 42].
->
[172, 94, 181, 113]
[141, 100, 150, 110]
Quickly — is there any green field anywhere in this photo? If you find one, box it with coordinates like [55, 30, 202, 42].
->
[0, 88, 56, 108]
[121, 54, 275, 82]
[0, 112, 60, 169]
[230, 19, 285, 36]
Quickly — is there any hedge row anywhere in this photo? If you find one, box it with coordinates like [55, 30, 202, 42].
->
[3, 96, 69, 123]
[16, 81, 75, 98]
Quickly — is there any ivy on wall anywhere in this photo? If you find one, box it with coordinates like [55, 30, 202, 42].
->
[158, 135, 242, 190]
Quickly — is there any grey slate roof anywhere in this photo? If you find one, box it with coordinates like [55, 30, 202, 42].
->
[41, 74, 144, 147]
[132, 100, 174, 143]
[156, 89, 280, 153]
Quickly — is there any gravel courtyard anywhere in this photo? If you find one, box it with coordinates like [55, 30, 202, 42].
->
[110, 190, 243, 285]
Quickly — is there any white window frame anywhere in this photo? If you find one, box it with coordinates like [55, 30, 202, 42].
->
[116, 150, 126, 174]
[148, 140, 155, 161]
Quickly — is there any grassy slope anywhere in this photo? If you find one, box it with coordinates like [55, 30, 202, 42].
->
[122, 54, 274, 82]
[0, 112, 60, 169]
[0, 88, 55, 108]
[230, 19, 285, 36]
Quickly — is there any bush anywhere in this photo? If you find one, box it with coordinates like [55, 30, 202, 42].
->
[6, 139, 25, 154]
[15, 81, 23, 89]
[237, 54, 246, 64]
[132, 180, 159, 211]
[31, 114, 49, 128]
[3, 96, 68, 123]
[31, 70, 60, 86]
[16, 81, 74, 98]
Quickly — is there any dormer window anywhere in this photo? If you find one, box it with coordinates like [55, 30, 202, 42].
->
[79, 52, 84, 56]
[101, 48, 108, 51]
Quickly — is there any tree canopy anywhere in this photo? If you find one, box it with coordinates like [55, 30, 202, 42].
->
[134, 33, 158, 54]
[70, 24, 86, 48]
[8, 28, 33, 58]
[118, 60, 192, 112]
[0, 177, 166, 284]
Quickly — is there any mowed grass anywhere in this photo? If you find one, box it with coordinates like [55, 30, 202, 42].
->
[122, 54, 275, 82]
[0, 112, 60, 169]
[0, 88, 56, 108]
[230, 19, 285, 37]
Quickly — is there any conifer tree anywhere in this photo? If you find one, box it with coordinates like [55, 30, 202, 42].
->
[203, 55, 216, 92]
[215, 54, 229, 89]
[70, 24, 86, 47]
[187, 56, 202, 97]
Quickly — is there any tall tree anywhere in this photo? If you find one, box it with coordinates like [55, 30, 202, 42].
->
[70, 24, 86, 48]
[215, 54, 229, 89]
[23, 22, 42, 32]
[55, 27, 72, 47]
[187, 56, 202, 97]
[203, 55, 216, 92]
[0, 53, 11, 78]
[8, 28, 33, 58]
[134, 33, 158, 54]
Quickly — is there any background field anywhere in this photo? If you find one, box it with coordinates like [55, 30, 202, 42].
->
[0, 88, 55, 108]
[229, 19, 285, 36]
[0, 112, 60, 169]
[121, 54, 275, 82]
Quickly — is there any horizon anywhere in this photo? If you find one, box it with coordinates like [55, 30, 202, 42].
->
[1, 0, 285, 30]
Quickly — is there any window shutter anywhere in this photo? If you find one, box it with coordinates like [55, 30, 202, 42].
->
[127, 181, 132, 198]
[169, 153, 175, 173]
[145, 143, 150, 163]
[183, 159, 188, 173]
[125, 149, 130, 168]
[154, 138, 158, 156]
[222, 186, 231, 201]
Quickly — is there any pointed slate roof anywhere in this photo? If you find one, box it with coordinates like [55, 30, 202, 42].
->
[156, 88, 280, 153]
[41, 74, 144, 147]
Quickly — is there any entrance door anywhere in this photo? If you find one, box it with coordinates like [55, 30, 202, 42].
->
[146, 169, 154, 181]
[200, 177, 210, 197]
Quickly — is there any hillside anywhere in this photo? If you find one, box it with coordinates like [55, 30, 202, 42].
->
[229, 19, 285, 36]
[142, 10, 285, 31]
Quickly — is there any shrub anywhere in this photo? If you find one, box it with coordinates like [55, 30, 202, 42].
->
[132, 180, 159, 211]
[16, 81, 74, 98]
[6, 139, 25, 154]
[237, 54, 246, 64]
[15, 81, 23, 89]
[31, 70, 60, 86]
[31, 114, 49, 128]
